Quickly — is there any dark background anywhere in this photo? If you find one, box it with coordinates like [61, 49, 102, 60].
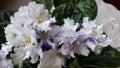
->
[104, 0, 120, 10]
[0, 0, 30, 11]
[0, 0, 120, 10]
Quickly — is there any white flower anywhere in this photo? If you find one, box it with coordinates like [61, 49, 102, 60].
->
[11, 16, 34, 27]
[82, 17, 96, 29]
[0, 59, 13, 68]
[79, 17, 111, 55]
[0, 50, 6, 60]
[19, 25, 38, 46]
[36, 30, 57, 51]
[1, 42, 13, 55]
[38, 50, 65, 68]
[10, 2, 49, 27]
[5, 24, 24, 46]
[5, 23, 44, 64]
[96, 0, 120, 49]
[80, 17, 111, 54]
[80, 17, 103, 36]
[61, 36, 94, 57]
[95, 35, 111, 46]
[5, 24, 38, 46]
[36, 17, 56, 32]
[61, 44, 76, 58]
[10, 2, 55, 32]
[60, 17, 111, 57]
[11, 45, 43, 64]
[58, 29, 79, 46]
[53, 18, 80, 57]
[27, 2, 49, 23]
[23, 45, 43, 63]
[58, 18, 79, 44]
[10, 47, 25, 65]
[47, 26, 63, 45]
[63, 18, 79, 31]
[0, 50, 13, 68]
[80, 17, 96, 35]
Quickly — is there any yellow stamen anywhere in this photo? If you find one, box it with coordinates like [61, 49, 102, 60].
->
[40, 32, 47, 40]
[93, 30, 98, 35]
[35, 16, 42, 23]
[24, 38, 31, 45]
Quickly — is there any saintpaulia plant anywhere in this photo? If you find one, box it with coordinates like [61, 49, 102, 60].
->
[2, 2, 57, 67]
[1, 0, 120, 68]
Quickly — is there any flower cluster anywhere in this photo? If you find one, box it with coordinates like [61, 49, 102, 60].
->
[0, 2, 111, 68]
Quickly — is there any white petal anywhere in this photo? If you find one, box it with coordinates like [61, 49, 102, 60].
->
[79, 45, 90, 56]
[86, 41, 96, 51]
[1, 43, 13, 55]
[63, 18, 79, 31]
[39, 50, 65, 68]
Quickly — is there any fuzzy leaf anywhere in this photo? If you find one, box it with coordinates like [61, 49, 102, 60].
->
[22, 59, 39, 68]
[66, 46, 120, 68]
[0, 10, 15, 45]
[14, 59, 39, 68]
[52, 3, 83, 26]
[53, 0, 83, 7]
[53, 0, 97, 20]
[76, 0, 97, 20]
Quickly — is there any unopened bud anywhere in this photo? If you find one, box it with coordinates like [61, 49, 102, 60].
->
[94, 46, 102, 55]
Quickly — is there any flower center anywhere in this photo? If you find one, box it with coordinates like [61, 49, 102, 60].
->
[93, 30, 98, 35]
[40, 32, 47, 40]
[35, 16, 42, 23]
[24, 38, 31, 45]
[12, 33, 17, 38]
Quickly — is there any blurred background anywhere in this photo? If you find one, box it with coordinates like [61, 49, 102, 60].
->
[0, 0, 120, 11]
[0, 0, 30, 11]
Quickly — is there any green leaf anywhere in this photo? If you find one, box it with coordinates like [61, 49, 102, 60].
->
[76, 0, 97, 20]
[14, 59, 39, 68]
[32, 0, 53, 12]
[53, 0, 70, 7]
[53, 0, 82, 7]
[53, 0, 97, 20]
[0, 10, 15, 22]
[32, 0, 43, 3]
[22, 59, 39, 68]
[52, 3, 83, 26]
[0, 10, 15, 45]
[66, 46, 120, 68]
[68, 59, 81, 68]
[0, 26, 6, 47]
